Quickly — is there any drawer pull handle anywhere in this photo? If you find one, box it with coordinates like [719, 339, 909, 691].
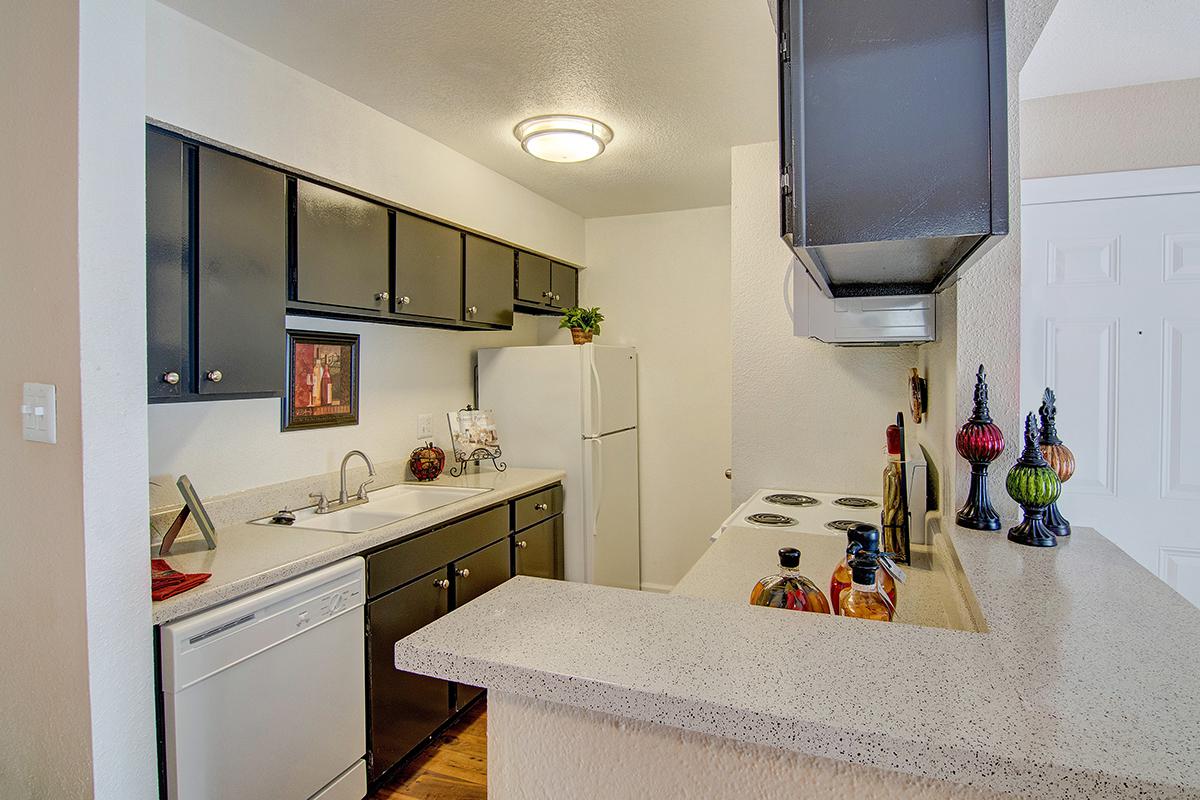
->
[455, 568, 470, 579]
[515, 540, 528, 549]
[534, 503, 549, 511]
[434, 578, 450, 590]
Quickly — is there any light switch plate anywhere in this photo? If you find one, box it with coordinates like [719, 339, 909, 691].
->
[21, 383, 57, 444]
[417, 413, 433, 440]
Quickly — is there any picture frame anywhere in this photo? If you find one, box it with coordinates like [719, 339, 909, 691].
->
[447, 407, 501, 461]
[283, 330, 360, 431]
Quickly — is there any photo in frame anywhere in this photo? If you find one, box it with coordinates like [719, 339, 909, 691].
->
[447, 407, 501, 461]
[283, 330, 360, 431]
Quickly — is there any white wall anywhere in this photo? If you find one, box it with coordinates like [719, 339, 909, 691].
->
[730, 142, 917, 505]
[577, 207, 732, 591]
[146, 3, 585, 496]
[1020, 78, 1200, 178]
[1, 2, 155, 798]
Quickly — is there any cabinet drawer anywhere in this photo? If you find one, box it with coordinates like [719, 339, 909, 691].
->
[513, 485, 563, 532]
[513, 516, 564, 581]
[367, 506, 508, 598]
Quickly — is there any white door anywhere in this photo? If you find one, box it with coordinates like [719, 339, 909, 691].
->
[582, 345, 638, 437]
[1021, 168, 1200, 606]
[583, 429, 641, 589]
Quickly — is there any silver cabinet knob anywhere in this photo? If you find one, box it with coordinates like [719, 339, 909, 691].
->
[534, 503, 549, 511]
[515, 540, 528, 549]
[725, 468, 732, 480]
[467, 305, 478, 315]
[553, 294, 561, 302]
[434, 578, 450, 590]
[161, 371, 180, 385]
[455, 567, 470, 579]
[375, 291, 389, 301]
[205, 370, 223, 383]
[542, 291, 554, 299]
[398, 296, 411, 305]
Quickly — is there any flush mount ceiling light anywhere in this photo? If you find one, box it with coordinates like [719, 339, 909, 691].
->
[513, 115, 614, 163]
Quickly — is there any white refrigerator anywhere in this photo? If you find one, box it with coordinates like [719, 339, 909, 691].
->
[477, 344, 641, 589]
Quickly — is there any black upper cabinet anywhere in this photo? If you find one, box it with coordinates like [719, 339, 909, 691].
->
[146, 130, 189, 399]
[196, 147, 287, 396]
[294, 179, 390, 313]
[550, 262, 577, 309]
[778, 0, 1007, 297]
[515, 252, 552, 304]
[393, 211, 462, 323]
[463, 235, 514, 328]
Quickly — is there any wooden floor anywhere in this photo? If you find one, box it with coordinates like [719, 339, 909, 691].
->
[369, 702, 488, 800]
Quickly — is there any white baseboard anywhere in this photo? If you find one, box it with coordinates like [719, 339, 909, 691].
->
[640, 582, 675, 594]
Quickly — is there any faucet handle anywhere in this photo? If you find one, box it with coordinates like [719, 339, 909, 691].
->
[308, 491, 330, 513]
[356, 478, 374, 500]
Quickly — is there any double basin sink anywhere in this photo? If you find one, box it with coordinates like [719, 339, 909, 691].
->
[253, 484, 492, 534]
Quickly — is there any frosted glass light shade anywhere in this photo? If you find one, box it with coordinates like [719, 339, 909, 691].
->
[514, 115, 613, 163]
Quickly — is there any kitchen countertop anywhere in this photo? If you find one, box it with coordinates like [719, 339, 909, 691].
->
[152, 468, 564, 625]
[394, 522, 1200, 799]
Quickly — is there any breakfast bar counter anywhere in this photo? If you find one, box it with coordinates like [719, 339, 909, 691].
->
[395, 521, 1200, 799]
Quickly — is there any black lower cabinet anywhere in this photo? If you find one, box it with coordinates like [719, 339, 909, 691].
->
[513, 516, 565, 580]
[365, 569, 452, 782]
[451, 538, 512, 710]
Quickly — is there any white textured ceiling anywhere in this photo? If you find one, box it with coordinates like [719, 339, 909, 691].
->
[157, 0, 779, 218]
[1021, 0, 1200, 99]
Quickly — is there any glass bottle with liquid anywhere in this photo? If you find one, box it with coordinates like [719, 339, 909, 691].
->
[830, 523, 897, 614]
[749, 547, 831, 614]
[838, 553, 894, 622]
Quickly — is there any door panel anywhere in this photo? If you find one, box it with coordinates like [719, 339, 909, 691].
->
[452, 538, 511, 709]
[583, 430, 641, 589]
[551, 262, 577, 308]
[146, 130, 189, 399]
[583, 345, 639, 436]
[516, 252, 551, 304]
[464, 235, 514, 328]
[514, 516, 564, 580]
[1022, 184, 1200, 605]
[196, 147, 286, 396]
[393, 212, 461, 322]
[295, 180, 389, 312]
[367, 570, 452, 780]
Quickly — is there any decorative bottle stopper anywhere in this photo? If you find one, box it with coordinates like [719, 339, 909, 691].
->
[1005, 414, 1061, 548]
[955, 365, 1006, 530]
[1037, 388, 1075, 536]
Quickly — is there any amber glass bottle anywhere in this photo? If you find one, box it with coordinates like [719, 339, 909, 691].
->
[830, 524, 896, 614]
[749, 548, 831, 614]
[838, 554, 894, 622]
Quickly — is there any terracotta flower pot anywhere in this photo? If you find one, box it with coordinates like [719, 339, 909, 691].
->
[570, 328, 593, 345]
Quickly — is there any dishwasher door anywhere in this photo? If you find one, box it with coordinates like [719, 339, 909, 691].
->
[160, 557, 367, 800]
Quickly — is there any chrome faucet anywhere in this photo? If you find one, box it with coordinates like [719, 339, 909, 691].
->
[339, 449, 376, 505]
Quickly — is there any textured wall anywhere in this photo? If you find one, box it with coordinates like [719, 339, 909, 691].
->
[488, 692, 1014, 800]
[146, 4, 585, 497]
[574, 207, 733, 590]
[914, 284, 959, 517]
[0, 1, 155, 798]
[730, 142, 917, 505]
[1020, 78, 1200, 178]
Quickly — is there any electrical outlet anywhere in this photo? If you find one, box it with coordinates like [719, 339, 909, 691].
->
[417, 413, 433, 440]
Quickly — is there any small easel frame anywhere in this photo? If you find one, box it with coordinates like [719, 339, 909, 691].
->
[159, 475, 218, 557]
[447, 405, 507, 477]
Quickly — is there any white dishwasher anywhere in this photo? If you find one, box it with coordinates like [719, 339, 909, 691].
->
[160, 557, 367, 800]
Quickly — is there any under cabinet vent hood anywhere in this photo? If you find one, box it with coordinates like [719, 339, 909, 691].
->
[777, 0, 1008, 297]
[796, 273, 934, 345]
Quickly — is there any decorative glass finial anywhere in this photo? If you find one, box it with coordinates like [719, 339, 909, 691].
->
[971, 364, 993, 422]
[1005, 413, 1061, 547]
[955, 364, 1005, 530]
[1037, 388, 1074, 536]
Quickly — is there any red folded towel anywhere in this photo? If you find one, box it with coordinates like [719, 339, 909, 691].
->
[151, 559, 212, 601]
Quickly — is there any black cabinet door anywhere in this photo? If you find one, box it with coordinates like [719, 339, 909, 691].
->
[196, 147, 287, 396]
[463, 235, 514, 328]
[393, 212, 462, 323]
[294, 179, 390, 313]
[550, 263, 577, 309]
[515, 252, 551, 304]
[452, 538, 512, 709]
[514, 516, 564, 580]
[367, 570, 452, 781]
[145, 130, 189, 399]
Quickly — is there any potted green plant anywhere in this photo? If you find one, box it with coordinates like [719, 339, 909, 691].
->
[559, 306, 604, 344]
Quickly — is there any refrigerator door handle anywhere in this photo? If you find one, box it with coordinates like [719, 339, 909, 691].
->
[588, 348, 603, 438]
[590, 438, 603, 541]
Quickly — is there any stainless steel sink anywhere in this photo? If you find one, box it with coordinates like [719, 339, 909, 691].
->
[253, 484, 492, 534]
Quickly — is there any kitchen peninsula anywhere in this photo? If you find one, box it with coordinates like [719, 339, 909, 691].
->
[395, 521, 1200, 800]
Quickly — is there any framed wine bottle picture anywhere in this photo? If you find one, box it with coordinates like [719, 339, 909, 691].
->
[282, 330, 360, 431]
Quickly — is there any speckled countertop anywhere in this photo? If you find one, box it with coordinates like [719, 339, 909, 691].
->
[152, 468, 564, 625]
[395, 524, 1200, 799]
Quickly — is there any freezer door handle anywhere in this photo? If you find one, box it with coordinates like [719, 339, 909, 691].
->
[588, 347, 603, 437]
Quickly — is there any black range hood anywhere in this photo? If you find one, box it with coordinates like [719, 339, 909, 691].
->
[777, 0, 1008, 297]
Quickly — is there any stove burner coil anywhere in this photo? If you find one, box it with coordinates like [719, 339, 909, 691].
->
[834, 497, 879, 509]
[746, 513, 798, 527]
[763, 493, 820, 507]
